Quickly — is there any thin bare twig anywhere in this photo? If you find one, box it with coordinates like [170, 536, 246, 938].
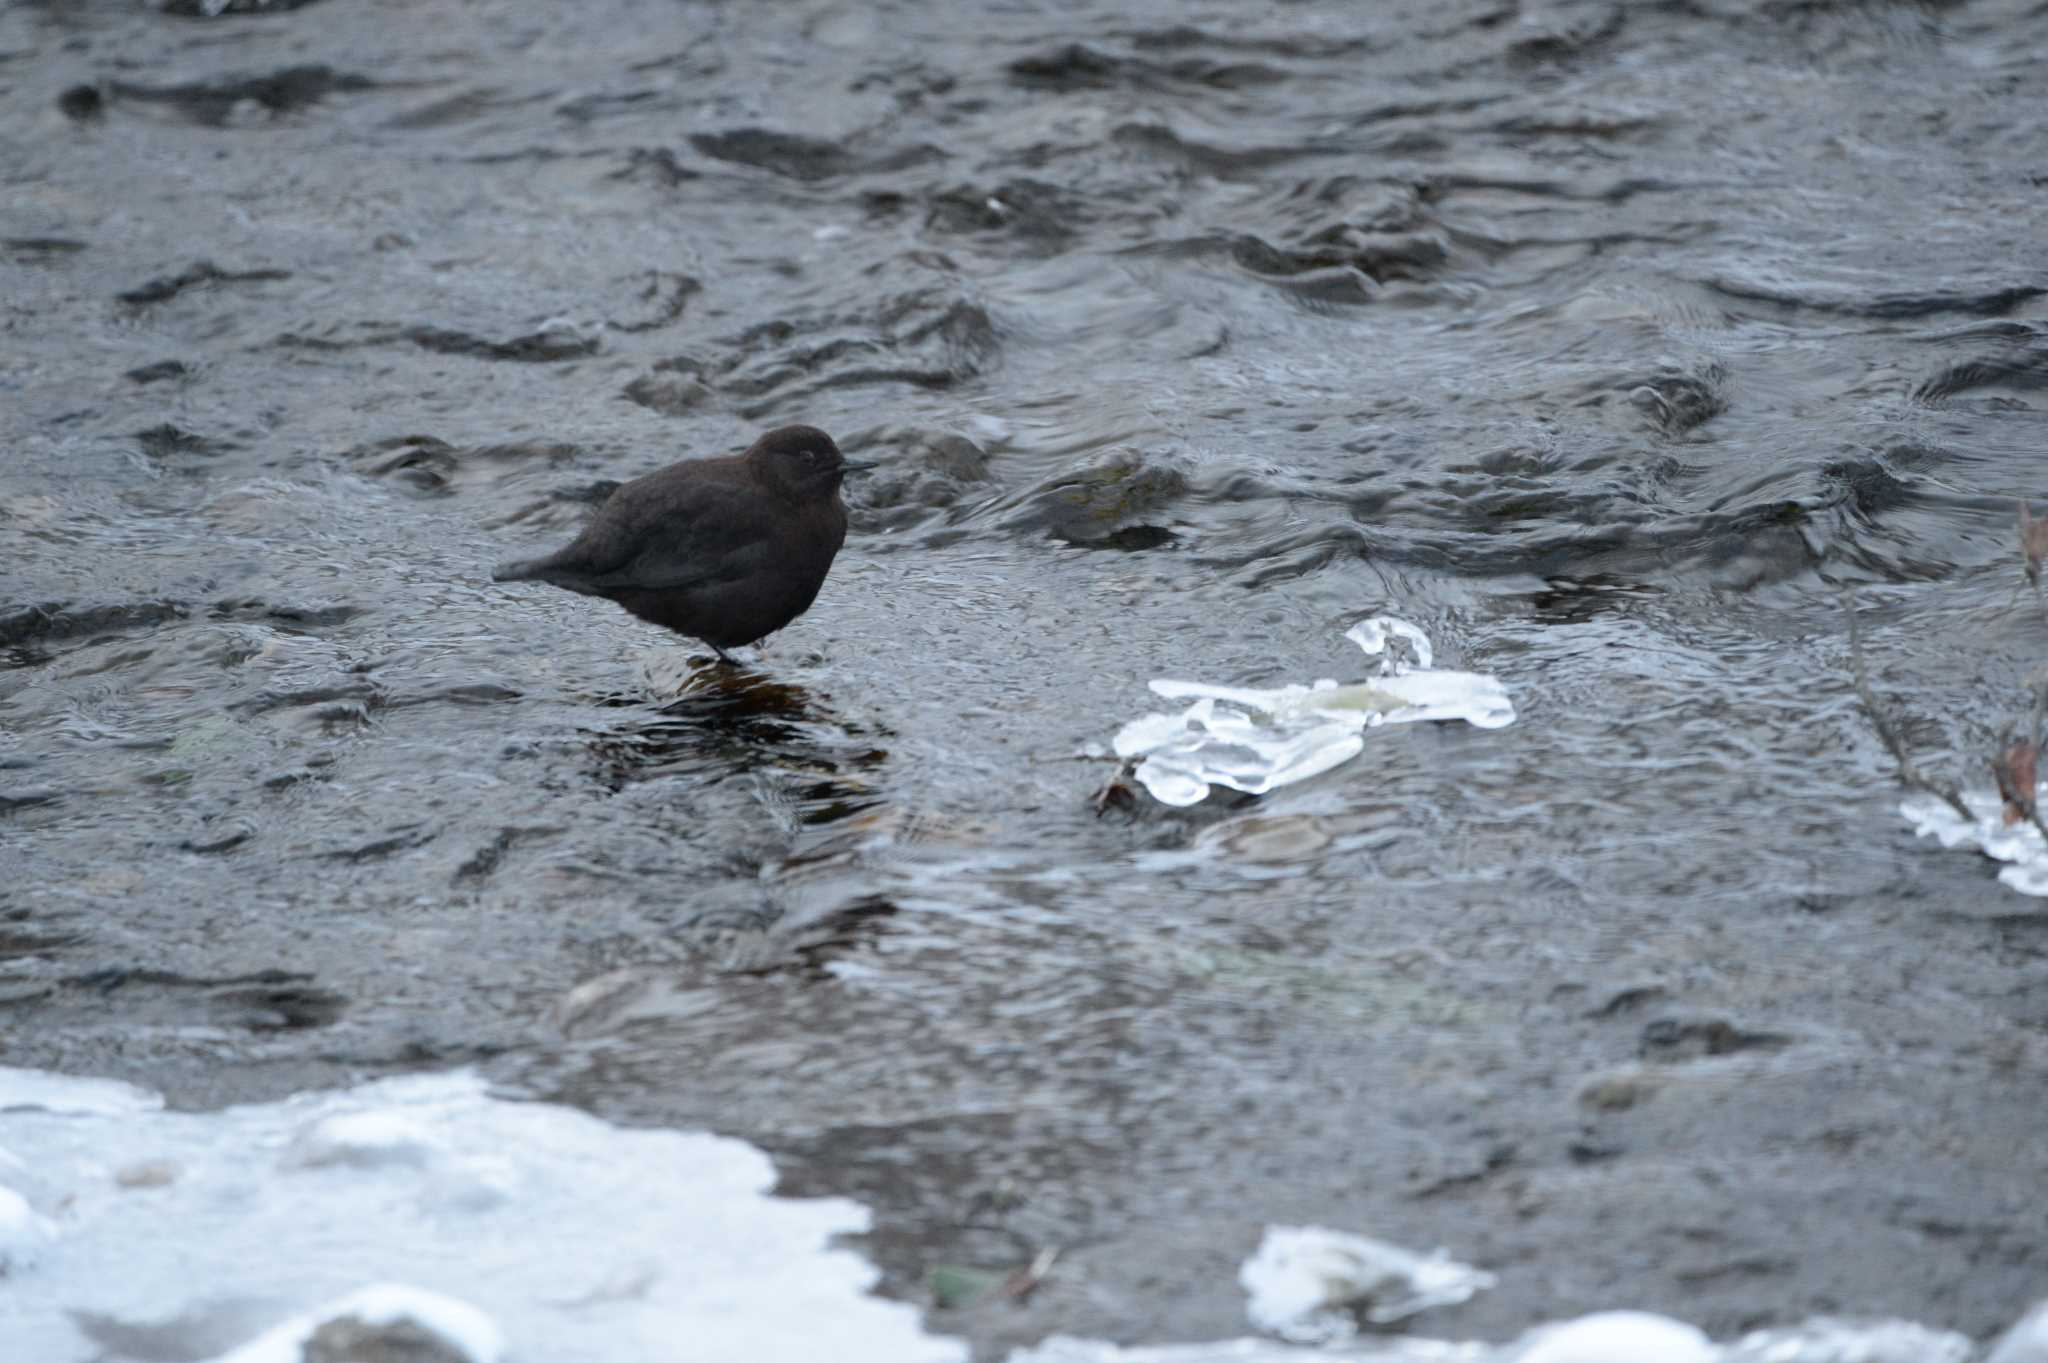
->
[1842, 589, 1973, 822]
[1090, 758, 1138, 816]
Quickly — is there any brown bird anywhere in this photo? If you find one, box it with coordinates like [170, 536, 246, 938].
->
[492, 425, 872, 663]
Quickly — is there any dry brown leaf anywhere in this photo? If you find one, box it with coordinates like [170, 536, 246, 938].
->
[1993, 738, 2038, 825]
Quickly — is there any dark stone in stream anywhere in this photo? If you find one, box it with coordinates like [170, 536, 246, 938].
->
[108, 65, 376, 127]
[57, 84, 103, 120]
[160, 0, 332, 15]
[998, 447, 1189, 549]
[5, 237, 88, 259]
[136, 423, 235, 459]
[688, 127, 944, 181]
[0, 600, 189, 647]
[125, 359, 191, 384]
[119, 261, 292, 305]
[302, 1313, 477, 1363]
[403, 325, 600, 363]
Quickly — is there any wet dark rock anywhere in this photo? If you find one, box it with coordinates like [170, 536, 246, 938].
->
[57, 84, 103, 120]
[452, 826, 556, 884]
[1120, 22, 1377, 59]
[1818, 455, 1919, 517]
[713, 290, 998, 420]
[349, 435, 457, 494]
[1587, 983, 1670, 1017]
[379, 88, 544, 132]
[1229, 225, 1449, 286]
[1639, 1016, 1793, 1063]
[109, 65, 377, 127]
[0, 600, 188, 647]
[1112, 121, 1323, 178]
[404, 324, 600, 363]
[687, 128, 934, 182]
[231, 678, 382, 717]
[5, 237, 88, 259]
[1705, 275, 2047, 319]
[607, 271, 700, 333]
[555, 88, 665, 123]
[179, 822, 254, 854]
[137, 423, 235, 459]
[840, 426, 995, 531]
[1007, 42, 1125, 88]
[389, 682, 523, 708]
[160, 0, 331, 14]
[924, 180, 1085, 251]
[1915, 345, 2048, 405]
[218, 983, 347, 1030]
[207, 598, 363, 629]
[0, 788, 60, 813]
[997, 447, 1188, 548]
[118, 260, 291, 306]
[607, 146, 702, 187]
[1578, 1070, 1661, 1111]
[1628, 366, 1725, 434]
[552, 478, 623, 506]
[276, 321, 600, 363]
[124, 359, 190, 384]
[319, 824, 437, 862]
[586, 674, 885, 795]
[1507, 5, 1626, 63]
[622, 366, 713, 416]
[39, 969, 346, 1031]
[1006, 43, 1283, 91]
[302, 1314, 476, 1363]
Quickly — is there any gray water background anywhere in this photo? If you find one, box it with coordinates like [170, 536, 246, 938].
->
[4, 0, 2047, 1354]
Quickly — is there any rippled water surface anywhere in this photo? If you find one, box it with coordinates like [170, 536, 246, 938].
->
[5, 0, 2047, 1353]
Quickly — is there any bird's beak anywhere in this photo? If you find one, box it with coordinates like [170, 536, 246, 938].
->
[840, 459, 880, 474]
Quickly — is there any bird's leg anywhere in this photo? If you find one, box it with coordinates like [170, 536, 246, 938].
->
[710, 644, 738, 666]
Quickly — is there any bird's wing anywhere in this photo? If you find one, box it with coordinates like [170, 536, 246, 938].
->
[545, 475, 778, 593]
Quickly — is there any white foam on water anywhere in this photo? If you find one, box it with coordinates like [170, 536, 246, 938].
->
[1901, 789, 2048, 897]
[1113, 617, 1515, 807]
[1014, 1224, 2030, 1363]
[1239, 1226, 1495, 1342]
[0, 1068, 964, 1363]
[1015, 1311, 1999, 1363]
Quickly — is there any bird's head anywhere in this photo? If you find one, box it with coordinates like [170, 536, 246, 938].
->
[747, 425, 876, 500]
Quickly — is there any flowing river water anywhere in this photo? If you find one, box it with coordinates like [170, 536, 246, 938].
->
[4, 0, 2046, 1355]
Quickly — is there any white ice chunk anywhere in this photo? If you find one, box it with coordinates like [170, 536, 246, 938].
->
[0, 1068, 963, 1363]
[1512, 1312, 1715, 1363]
[1239, 1225, 1496, 1343]
[205, 1284, 503, 1363]
[0, 1183, 56, 1273]
[1113, 617, 1515, 806]
[284, 1110, 446, 1170]
[1017, 1306, 2013, 1363]
[1723, 1316, 1973, 1363]
[1347, 616, 1434, 669]
[0, 1066, 163, 1116]
[1987, 1300, 2048, 1363]
[1901, 789, 2048, 897]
